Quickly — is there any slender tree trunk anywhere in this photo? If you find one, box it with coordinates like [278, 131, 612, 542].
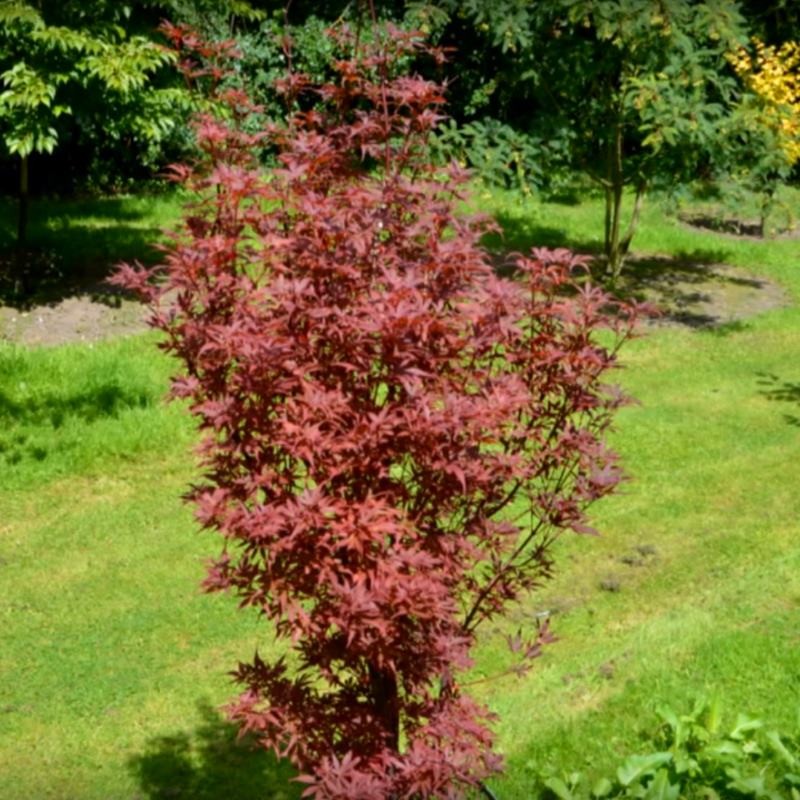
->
[759, 185, 775, 238]
[619, 182, 646, 259]
[17, 153, 29, 249]
[11, 154, 32, 299]
[604, 121, 625, 281]
[369, 664, 400, 751]
[603, 138, 613, 257]
[602, 120, 647, 282]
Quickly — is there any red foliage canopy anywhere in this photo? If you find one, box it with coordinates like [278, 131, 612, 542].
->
[116, 24, 640, 800]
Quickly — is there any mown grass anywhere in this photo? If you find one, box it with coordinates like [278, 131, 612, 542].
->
[0, 193, 183, 262]
[476, 187, 800, 796]
[0, 336, 297, 799]
[1, 187, 799, 798]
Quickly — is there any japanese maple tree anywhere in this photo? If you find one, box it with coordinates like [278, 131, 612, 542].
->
[116, 23, 639, 800]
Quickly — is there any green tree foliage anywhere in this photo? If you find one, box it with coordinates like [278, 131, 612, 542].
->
[428, 0, 752, 279]
[0, 0, 188, 249]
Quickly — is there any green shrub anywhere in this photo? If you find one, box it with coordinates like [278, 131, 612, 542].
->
[534, 700, 800, 799]
[431, 117, 572, 196]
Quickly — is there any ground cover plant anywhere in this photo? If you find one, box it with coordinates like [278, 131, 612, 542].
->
[534, 699, 800, 799]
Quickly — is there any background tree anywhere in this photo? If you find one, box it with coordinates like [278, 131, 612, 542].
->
[725, 37, 800, 234]
[0, 0, 184, 253]
[425, 0, 751, 279]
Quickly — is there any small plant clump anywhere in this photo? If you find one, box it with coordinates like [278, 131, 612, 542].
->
[536, 700, 800, 799]
[116, 23, 640, 799]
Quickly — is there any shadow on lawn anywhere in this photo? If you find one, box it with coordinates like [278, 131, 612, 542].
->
[0, 381, 156, 467]
[756, 372, 800, 427]
[129, 702, 299, 800]
[484, 211, 600, 260]
[0, 382, 153, 429]
[488, 212, 789, 329]
[616, 250, 741, 329]
[0, 198, 163, 310]
[613, 251, 790, 329]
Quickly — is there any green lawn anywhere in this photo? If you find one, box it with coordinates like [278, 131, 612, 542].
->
[1, 188, 799, 798]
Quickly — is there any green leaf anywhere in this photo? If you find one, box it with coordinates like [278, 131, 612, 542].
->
[643, 769, 680, 800]
[0, 1, 42, 28]
[742, 739, 763, 756]
[673, 755, 699, 776]
[591, 777, 613, 798]
[726, 774, 778, 797]
[544, 776, 576, 800]
[617, 753, 673, 787]
[656, 704, 680, 736]
[766, 730, 798, 768]
[703, 697, 722, 735]
[704, 740, 744, 759]
[730, 713, 764, 741]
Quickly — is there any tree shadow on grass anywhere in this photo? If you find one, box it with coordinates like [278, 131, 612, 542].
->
[0, 229, 161, 310]
[0, 381, 157, 467]
[129, 701, 300, 800]
[487, 210, 788, 330]
[0, 197, 165, 310]
[0, 382, 154, 429]
[755, 372, 800, 428]
[483, 211, 600, 260]
[610, 250, 794, 329]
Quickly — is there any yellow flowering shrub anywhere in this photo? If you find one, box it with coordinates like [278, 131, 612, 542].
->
[729, 39, 800, 165]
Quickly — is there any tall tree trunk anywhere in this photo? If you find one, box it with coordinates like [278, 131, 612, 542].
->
[604, 121, 624, 281]
[17, 153, 29, 249]
[759, 185, 776, 238]
[603, 138, 613, 258]
[602, 121, 647, 282]
[11, 154, 31, 299]
[619, 182, 646, 259]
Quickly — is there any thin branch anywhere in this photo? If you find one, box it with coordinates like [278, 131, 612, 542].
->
[479, 781, 501, 800]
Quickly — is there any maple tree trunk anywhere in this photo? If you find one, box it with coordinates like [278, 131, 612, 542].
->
[603, 122, 624, 280]
[369, 664, 400, 751]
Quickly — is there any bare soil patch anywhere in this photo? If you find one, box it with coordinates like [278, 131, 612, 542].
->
[617, 255, 791, 329]
[0, 289, 148, 346]
[677, 212, 800, 241]
[0, 255, 792, 346]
